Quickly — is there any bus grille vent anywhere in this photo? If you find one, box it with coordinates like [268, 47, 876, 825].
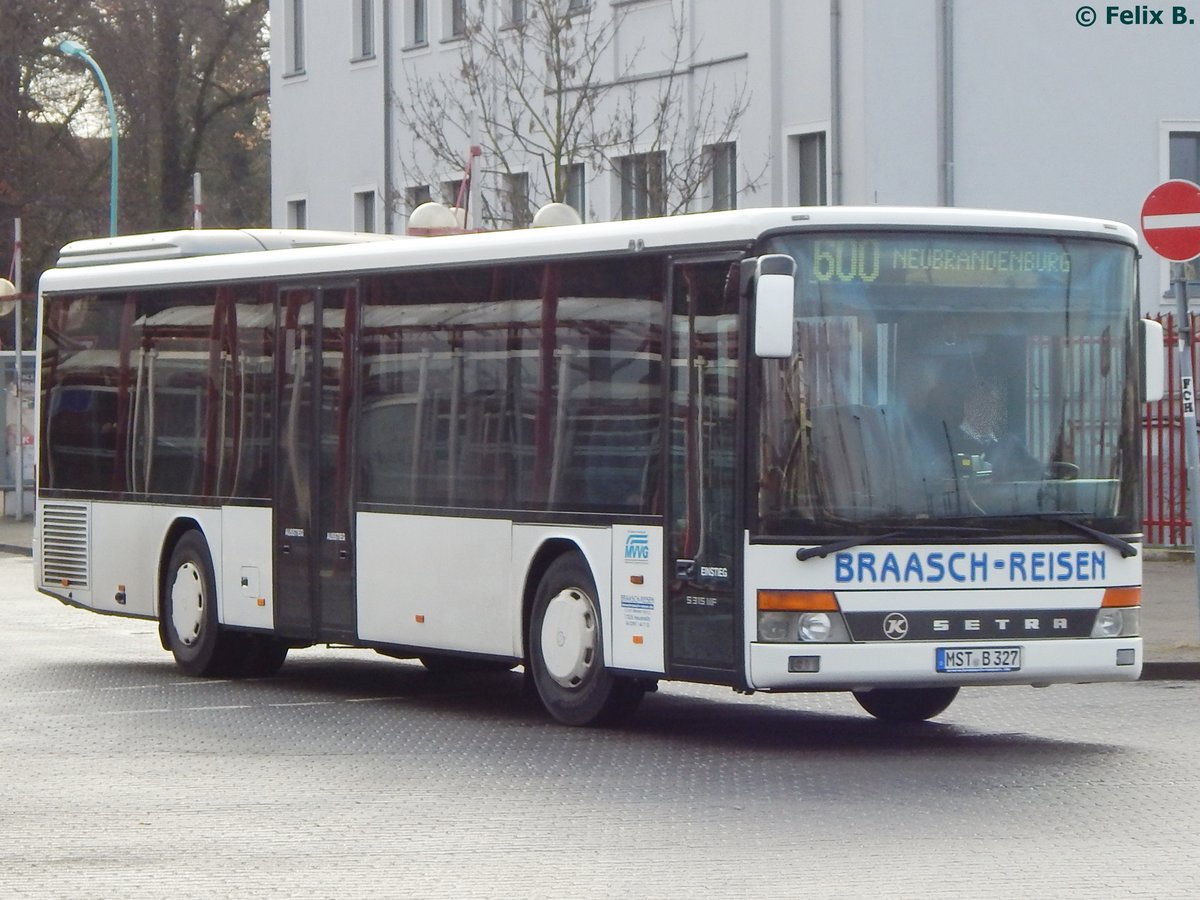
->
[40, 503, 90, 589]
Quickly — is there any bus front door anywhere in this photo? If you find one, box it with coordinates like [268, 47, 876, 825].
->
[665, 258, 742, 683]
[274, 286, 358, 643]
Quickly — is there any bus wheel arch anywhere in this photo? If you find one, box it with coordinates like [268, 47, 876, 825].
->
[159, 523, 235, 677]
[524, 545, 645, 726]
[521, 539, 579, 661]
[157, 518, 207, 651]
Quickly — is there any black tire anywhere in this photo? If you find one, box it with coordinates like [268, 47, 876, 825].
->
[527, 553, 645, 726]
[852, 686, 960, 723]
[163, 530, 236, 677]
[236, 634, 290, 678]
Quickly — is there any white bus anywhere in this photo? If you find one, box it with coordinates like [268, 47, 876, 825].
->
[35, 207, 1162, 725]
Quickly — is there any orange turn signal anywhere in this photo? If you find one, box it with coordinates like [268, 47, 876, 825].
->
[757, 589, 839, 612]
[1102, 586, 1141, 608]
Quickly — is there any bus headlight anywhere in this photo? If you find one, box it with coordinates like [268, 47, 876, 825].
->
[1091, 607, 1141, 638]
[798, 612, 833, 642]
[756, 590, 851, 643]
[1092, 587, 1141, 638]
[758, 612, 794, 642]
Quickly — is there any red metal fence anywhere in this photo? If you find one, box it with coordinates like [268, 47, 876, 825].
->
[1145, 313, 1198, 547]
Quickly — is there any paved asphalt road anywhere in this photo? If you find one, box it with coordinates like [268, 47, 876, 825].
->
[2, 553, 1199, 899]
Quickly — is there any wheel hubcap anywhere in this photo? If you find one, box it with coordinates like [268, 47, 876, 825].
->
[170, 562, 205, 647]
[540, 587, 597, 689]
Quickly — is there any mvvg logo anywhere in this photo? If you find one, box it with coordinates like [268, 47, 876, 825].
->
[624, 531, 651, 563]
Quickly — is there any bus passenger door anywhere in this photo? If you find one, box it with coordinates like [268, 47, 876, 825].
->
[665, 258, 743, 683]
[275, 286, 358, 643]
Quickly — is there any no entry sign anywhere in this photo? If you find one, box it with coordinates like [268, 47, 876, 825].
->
[1141, 179, 1200, 262]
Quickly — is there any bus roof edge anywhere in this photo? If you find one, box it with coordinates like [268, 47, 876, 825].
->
[55, 228, 402, 268]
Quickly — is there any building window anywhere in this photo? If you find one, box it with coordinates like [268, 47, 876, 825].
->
[792, 132, 827, 206]
[407, 0, 427, 46]
[287, 198, 308, 229]
[565, 0, 589, 12]
[286, 0, 306, 74]
[1170, 131, 1200, 184]
[354, 0, 375, 58]
[450, 0, 467, 37]
[505, 173, 531, 228]
[564, 163, 585, 221]
[708, 142, 737, 210]
[509, 0, 527, 26]
[355, 190, 377, 232]
[443, 179, 465, 208]
[407, 184, 432, 211]
[617, 152, 665, 220]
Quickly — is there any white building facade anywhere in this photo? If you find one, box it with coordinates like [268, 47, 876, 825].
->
[269, 0, 1200, 309]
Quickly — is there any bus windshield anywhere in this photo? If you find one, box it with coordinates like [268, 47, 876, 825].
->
[754, 231, 1139, 537]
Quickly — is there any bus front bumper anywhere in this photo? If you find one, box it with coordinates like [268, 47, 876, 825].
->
[747, 637, 1142, 691]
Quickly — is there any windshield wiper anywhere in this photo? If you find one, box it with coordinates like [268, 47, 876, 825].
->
[1036, 515, 1138, 558]
[795, 525, 1002, 561]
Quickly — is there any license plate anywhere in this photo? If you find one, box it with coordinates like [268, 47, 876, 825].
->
[936, 646, 1022, 673]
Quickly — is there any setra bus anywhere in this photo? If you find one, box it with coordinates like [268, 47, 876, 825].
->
[34, 207, 1163, 725]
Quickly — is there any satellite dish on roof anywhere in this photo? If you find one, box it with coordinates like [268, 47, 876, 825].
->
[532, 203, 582, 228]
[0, 278, 16, 316]
[408, 202, 462, 236]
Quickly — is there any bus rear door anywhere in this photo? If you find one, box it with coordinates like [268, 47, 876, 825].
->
[274, 285, 358, 643]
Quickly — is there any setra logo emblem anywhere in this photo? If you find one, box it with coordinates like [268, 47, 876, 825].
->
[883, 613, 909, 640]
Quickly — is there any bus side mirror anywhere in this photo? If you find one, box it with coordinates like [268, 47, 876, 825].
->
[1141, 318, 1165, 403]
[754, 255, 795, 358]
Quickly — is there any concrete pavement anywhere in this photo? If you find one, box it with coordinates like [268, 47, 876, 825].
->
[2, 514, 1197, 678]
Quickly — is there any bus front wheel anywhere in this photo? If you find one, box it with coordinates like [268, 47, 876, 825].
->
[852, 686, 960, 723]
[164, 530, 235, 677]
[528, 553, 645, 726]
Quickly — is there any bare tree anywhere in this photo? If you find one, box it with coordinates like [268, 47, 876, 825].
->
[393, 0, 757, 227]
[602, 6, 757, 216]
[1, 0, 270, 293]
[79, 0, 270, 232]
[395, 0, 620, 226]
[0, 0, 109, 285]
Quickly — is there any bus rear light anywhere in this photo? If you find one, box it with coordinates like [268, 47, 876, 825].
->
[757, 589, 840, 612]
[1101, 586, 1141, 608]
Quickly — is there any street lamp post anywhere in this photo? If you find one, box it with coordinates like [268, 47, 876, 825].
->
[59, 39, 119, 236]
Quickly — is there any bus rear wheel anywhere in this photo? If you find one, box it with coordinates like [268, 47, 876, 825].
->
[528, 553, 645, 726]
[852, 686, 960, 723]
[236, 634, 289, 677]
[164, 530, 236, 677]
